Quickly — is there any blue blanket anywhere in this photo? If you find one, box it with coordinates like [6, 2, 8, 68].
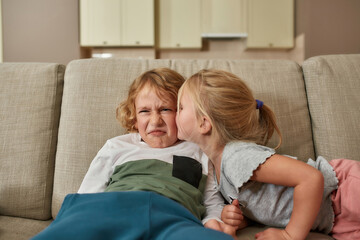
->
[31, 191, 232, 240]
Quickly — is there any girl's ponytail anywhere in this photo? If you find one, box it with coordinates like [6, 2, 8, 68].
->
[258, 103, 282, 149]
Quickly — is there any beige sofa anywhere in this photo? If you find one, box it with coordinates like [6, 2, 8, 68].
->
[1, 54, 359, 240]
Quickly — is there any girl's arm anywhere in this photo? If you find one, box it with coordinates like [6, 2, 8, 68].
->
[251, 154, 324, 240]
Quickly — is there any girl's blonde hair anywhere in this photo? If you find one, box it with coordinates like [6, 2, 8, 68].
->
[179, 69, 282, 148]
[117, 68, 185, 132]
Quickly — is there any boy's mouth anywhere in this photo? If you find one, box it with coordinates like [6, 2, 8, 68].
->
[148, 130, 166, 136]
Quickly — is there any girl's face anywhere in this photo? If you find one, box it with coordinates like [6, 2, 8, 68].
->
[135, 84, 178, 148]
[176, 88, 200, 143]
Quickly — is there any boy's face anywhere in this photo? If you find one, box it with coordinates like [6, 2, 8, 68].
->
[135, 85, 178, 148]
[176, 89, 199, 143]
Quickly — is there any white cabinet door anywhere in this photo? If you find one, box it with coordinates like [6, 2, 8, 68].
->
[80, 0, 154, 47]
[202, 0, 248, 36]
[121, 0, 154, 46]
[158, 0, 201, 48]
[80, 0, 121, 46]
[247, 0, 294, 48]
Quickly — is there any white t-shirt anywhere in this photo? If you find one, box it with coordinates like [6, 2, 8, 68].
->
[78, 133, 224, 224]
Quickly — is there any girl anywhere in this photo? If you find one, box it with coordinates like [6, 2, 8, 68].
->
[176, 69, 360, 240]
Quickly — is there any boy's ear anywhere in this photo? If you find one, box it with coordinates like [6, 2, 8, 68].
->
[134, 121, 138, 130]
[199, 116, 212, 134]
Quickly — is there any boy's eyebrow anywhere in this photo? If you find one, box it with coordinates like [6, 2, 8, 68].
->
[135, 106, 150, 112]
[136, 103, 176, 110]
[161, 103, 175, 108]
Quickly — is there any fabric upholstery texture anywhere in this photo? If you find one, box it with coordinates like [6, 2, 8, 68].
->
[235, 225, 333, 240]
[303, 54, 360, 160]
[0, 63, 65, 220]
[52, 58, 315, 217]
[0, 216, 52, 240]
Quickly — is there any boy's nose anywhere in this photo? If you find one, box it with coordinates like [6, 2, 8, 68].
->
[150, 113, 163, 125]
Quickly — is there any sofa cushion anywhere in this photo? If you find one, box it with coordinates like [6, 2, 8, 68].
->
[303, 54, 360, 161]
[236, 224, 333, 240]
[0, 63, 65, 220]
[53, 58, 315, 217]
[0, 216, 52, 240]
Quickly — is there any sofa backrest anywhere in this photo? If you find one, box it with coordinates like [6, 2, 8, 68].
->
[302, 54, 360, 161]
[0, 63, 65, 220]
[52, 58, 315, 217]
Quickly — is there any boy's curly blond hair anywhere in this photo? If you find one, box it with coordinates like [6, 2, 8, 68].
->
[116, 68, 185, 132]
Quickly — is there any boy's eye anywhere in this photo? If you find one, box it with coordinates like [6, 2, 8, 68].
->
[138, 110, 149, 114]
[161, 108, 174, 113]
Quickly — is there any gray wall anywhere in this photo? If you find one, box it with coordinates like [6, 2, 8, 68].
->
[2, 0, 80, 65]
[296, 0, 360, 59]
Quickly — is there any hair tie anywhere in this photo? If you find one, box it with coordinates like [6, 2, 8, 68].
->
[256, 99, 263, 109]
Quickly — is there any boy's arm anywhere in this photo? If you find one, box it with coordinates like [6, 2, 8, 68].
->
[78, 140, 117, 193]
[251, 154, 324, 240]
[202, 162, 224, 224]
[202, 163, 240, 239]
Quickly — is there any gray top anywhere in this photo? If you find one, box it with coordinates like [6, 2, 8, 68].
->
[217, 141, 338, 234]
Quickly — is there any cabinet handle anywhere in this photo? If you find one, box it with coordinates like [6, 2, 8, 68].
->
[103, 41, 108, 45]
[136, 41, 140, 45]
[176, 43, 181, 47]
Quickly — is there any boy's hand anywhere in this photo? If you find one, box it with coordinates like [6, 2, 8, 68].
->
[255, 228, 292, 240]
[221, 199, 246, 229]
[204, 219, 238, 239]
[204, 219, 222, 232]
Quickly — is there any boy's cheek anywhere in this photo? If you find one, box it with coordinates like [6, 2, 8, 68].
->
[175, 114, 180, 125]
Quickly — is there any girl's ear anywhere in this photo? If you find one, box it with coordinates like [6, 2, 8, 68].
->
[199, 116, 212, 134]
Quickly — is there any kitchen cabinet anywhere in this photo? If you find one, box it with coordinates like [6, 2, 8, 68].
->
[158, 0, 201, 48]
[201, 0, 248, 38]
[80, 0, 154, 47]
[247, 0, 294, 48]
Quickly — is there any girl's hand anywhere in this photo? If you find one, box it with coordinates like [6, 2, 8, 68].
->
[221, 199, 247, 230]
[255, 228, 292, 240]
